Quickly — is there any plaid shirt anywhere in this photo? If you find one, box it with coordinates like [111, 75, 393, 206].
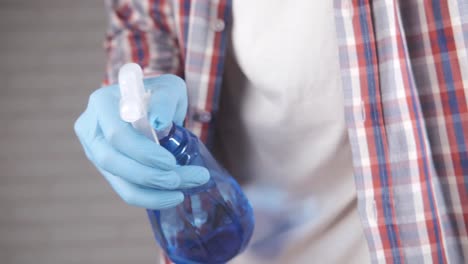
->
[104, 0, 468, 263]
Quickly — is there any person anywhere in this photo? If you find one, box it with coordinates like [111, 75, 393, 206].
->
[74, 0, 468, 263]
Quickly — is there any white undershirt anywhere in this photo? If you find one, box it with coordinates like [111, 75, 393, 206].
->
[213, 1, 370, 263]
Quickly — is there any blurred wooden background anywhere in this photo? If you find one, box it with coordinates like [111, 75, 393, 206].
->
[0, 0, 160, 263]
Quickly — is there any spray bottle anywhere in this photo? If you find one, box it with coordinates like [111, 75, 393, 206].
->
[118, 63, 255, 264]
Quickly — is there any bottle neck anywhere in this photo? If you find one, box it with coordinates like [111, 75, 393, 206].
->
[159, 124, 197, 165]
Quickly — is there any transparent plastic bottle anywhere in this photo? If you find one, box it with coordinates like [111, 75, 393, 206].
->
[146, 123, 255, 264]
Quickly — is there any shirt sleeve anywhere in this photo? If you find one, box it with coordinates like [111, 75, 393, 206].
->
[103, 0, 182, 85]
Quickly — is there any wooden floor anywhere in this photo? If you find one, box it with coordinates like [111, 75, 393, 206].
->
[0, 0, 160, 263]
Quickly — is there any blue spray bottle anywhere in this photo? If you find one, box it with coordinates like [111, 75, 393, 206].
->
[118, 63, 255, 264]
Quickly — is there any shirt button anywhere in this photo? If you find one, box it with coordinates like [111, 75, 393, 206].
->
[360, 101, 366, 123]
[193, 110, 212, 123]
[367, 199, 377, 227]
[211, 19, 225, 32]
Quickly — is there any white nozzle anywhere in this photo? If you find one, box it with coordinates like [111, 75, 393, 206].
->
[119, 63, 147, 122]
[118, 63, 159, 143]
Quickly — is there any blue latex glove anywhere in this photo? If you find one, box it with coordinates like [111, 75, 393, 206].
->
[74, 75, 210, 210]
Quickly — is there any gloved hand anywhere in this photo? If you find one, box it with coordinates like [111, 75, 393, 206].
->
[74, 75, 210, 210]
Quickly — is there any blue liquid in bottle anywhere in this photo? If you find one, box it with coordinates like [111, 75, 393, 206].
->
[146, 124, 255, 264]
